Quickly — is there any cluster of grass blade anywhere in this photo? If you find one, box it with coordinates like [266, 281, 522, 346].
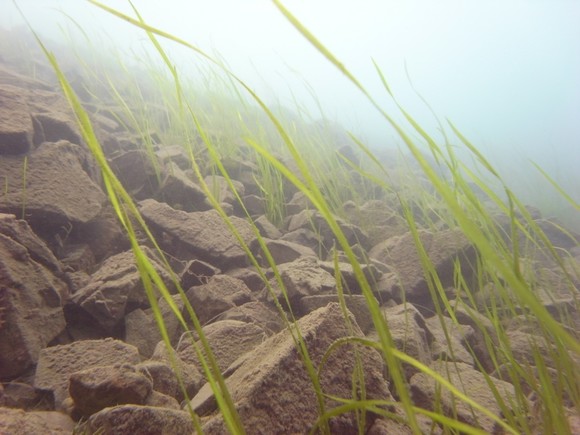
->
[19, 0, 578, 432]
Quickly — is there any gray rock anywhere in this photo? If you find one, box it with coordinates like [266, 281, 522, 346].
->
[157, 162, 208, 212]
[425, 315, 475, 366]
[286, 209, 370, 255]
[150, 342, 204, 402]
[368, 303, 433, 380]
[262, 238, 317, 264]
[212, 301, 284, 335]
[125, 295, 185, 357]
[297, 294, 375, 334]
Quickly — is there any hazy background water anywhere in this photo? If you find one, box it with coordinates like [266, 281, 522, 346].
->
[2, 0, 579, 228]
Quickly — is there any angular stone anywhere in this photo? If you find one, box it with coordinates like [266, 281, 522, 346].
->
[177, 320, 267, 375]
[0, 407, 74, 435]
[297, 294, 375, 333]
[34, 338, 140, 408]
[185, 274, 254, 326]
[369, 228, 476, 311]
[212, 301, 284, 335]
[0, 140, 106, 228]
[264, 256, 336, 308]
[263, 238, 317, 264]
[68, 247, 175, 332]
[286, 209, 370, 255]
[150, 342, 204, 402]
[0, 85, 33, 155]
[368, 303, 433, 380]
[193, 303, 392, 434]
[425, 315, 475, 366]
[85, 405, 194, 435]
[410, 361, 515, 433]
[139, 198, 257, 270]
[69, 364, 153, 418]
[32, 112, 81, 145]
[0, 232, 67, 379]
[125, 295, 184, 357]
[157, 162, 208, 212]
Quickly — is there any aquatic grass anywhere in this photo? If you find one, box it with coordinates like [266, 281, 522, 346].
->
[16, 0, 579, 432]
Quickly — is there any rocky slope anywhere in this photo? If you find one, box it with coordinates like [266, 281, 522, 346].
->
[0, 47, 579, 434]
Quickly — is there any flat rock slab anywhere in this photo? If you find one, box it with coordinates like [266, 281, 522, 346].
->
[34, 338, 140, 408]
[0, 227, 67, 379]
[0, 140, 106, 228]
[139, 198, 257, 270]
[192, 302, 392, 434]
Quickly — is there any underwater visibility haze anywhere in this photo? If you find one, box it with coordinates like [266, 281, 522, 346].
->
[0, 1, 579, 434]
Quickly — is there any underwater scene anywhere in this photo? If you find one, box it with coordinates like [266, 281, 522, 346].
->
[0, 1, 579, 434]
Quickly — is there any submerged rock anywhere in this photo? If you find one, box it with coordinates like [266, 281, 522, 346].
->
[192, 302, 392, 434]
[0, 218, 67, 379]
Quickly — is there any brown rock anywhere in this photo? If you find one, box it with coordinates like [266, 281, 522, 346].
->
[69, 364, 153, 418]
[34, 338, 140, 408]
[139, 198, 257, 269]
[0, 407, 74, 435]
[193, 303, 392, 434]
[0, 231, 67, 379]
[0, 85, 33, 155]
[85, 404, 194, 435]
[185, 274, 254, 326]
[369, 228, 476, 311]
[68, 247, 175, 332]
[0, 140, 106, 229]
[177, 320, 267, 375]
[410, 361, 515, 433]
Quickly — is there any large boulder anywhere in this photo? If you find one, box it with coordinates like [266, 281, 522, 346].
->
[0, 217, 67, 379]
[191, 303, 393, 434]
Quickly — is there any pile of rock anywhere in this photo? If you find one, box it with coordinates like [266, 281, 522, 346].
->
[0, 52, 578, 434]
